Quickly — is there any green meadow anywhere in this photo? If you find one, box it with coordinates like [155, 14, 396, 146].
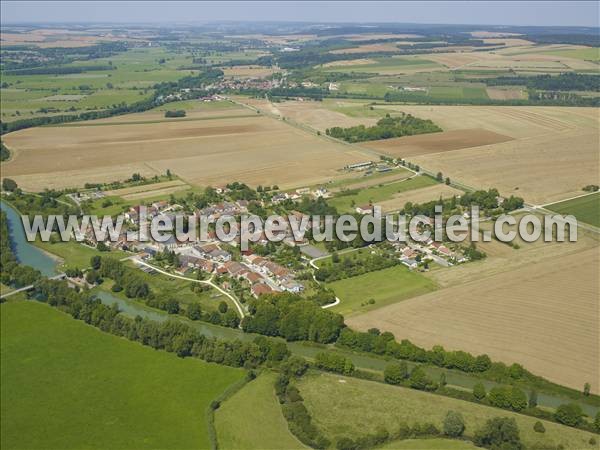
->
[215, 372, 306, 449]
[298, 372, 598, 450]
[546, 192, 600, 228]
[1, 300, 244, 450]
[327, 264, 437, 316]
[328, 175, 439, 212]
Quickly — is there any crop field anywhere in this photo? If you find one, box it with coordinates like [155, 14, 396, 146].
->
[376, 184, 463, 212]
[372, 105, 600, 204]
[545, 192, 600, 228]
[348, 244, 600, 392]
[327, 265, 438, 316]
[215, 372, 306, 449]
[2, 114, 373, 191]
[485, 87, 527, 100]
[364, 129, 514, 158]
[425, 47, 599, 73]
[321, 56, 442, 74]
[328, 175, 439, 212]
[105, 179, 191, 199]
[298, 372, 598, 449]
[0, 300, 244, 450]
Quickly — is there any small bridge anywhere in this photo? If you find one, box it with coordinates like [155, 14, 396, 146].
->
[0, 273, 66, 299]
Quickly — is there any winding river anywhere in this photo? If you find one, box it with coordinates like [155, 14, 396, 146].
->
[2, 200, 597, 415]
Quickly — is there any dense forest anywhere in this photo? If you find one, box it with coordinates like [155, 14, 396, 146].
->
[478, 73, 600, 92]
[326, 113, 442, 142]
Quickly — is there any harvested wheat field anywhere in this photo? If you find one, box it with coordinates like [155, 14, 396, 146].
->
[348, 244, 600, 392]
[373, 105, 599, 204]
[222, 65, 279, 79]
[376, 184, 463, 212]
[486, 87, 527, 100]
[364, 129, 514, 158]
[274, 100, 379, 132]
[2, 115, 371, 191]
[105, 180, 191, 200]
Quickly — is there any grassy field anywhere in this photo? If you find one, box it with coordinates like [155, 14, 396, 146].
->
[328, 175, 439, 212]
[321, 56, 441, 74]
[546, 192, 600, 228]
[540, 47, 600, 62]
[327, 265, 437, 316]
[379, 438, 478, 449]
[298, 372, 598, 449]
[34, 239, 128, 270]
[0, 47, 198, 121]
[1, 300, 244, 450]
[215, 372, 306, 450]
[119, 261, 233, 313]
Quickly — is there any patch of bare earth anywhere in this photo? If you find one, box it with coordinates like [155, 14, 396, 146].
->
[364, 129, 514, 158]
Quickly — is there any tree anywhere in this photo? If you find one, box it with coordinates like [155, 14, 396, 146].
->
[443, 411, 465, 437]
[474, 417, 523, 450]
[331, 251, 340, 263]
[218, 301, 228, 314]
[533, 421, 545, 433]
[409, 366, 436, 391]
[90, 255, 101, 270]
[383, 362, 408, 385]
[528, 389, 538, 408]
[164, 299, 180, 315]
[2, 178, 17, 192]
[85, 270, 100, 284]
[439, 372, 447, 387]
[473, 382, 486, 401]
[583, 382, 591, 396]
[445, 177, 451, 185]
[187, 303, 202, 320]
[554, 403, 583, 426]
[436, 172, 443, 182]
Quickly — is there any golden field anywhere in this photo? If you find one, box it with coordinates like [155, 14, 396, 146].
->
[1, 114, 373, 191]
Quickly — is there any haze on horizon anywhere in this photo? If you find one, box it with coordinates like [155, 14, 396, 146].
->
[1, 1, 599, 28]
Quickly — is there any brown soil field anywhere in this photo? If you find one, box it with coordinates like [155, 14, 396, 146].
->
[348, 243, 600, 392]
[105, 179, 188, 197]
[376, 184, 463, 212]
[371, 105, 599, 204]
[485, 87, 526, 100]
[1, 115, 372, 191]
[87, 105, 252, 125]
[364, 129, 514, 158]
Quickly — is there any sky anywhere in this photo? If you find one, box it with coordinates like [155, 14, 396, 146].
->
[1, 1, 599, 28]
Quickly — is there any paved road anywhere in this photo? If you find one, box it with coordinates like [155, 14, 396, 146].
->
[131, 258, 247, 318]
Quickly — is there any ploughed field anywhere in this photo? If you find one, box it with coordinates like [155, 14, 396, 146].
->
[1, 113, 372, 191]
[372, 105, 600, 204]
